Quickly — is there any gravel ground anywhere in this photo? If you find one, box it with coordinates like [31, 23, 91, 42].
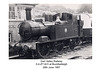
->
[51, 43, 92, 59]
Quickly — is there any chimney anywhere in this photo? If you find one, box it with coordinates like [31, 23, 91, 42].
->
[25, 8, 32, 20]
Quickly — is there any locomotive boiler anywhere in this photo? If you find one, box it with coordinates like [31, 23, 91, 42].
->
[19, 21, 50, 41]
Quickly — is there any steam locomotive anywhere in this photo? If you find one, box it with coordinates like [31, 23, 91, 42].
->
[9, 9, 92, 58]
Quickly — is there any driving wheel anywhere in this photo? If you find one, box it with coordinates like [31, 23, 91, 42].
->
[37, 43, 50, 58]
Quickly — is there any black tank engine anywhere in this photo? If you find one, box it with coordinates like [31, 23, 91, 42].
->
[9, 9, 92, 58]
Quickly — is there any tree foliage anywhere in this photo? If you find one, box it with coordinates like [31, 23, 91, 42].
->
[77, 4, 92, 13]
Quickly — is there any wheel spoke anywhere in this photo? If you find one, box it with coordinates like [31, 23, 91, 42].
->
[37, 44, 50, 58]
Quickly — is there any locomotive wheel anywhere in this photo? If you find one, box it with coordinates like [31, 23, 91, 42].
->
[69, 41, 75, 50]
[18, 45, 29, 57]
[76, 39, 82, 46]
[18, 48, 25, 57]
[57, 43, 64, 51]
[37, 44, 50, 58]
[31, 50, 38, 59]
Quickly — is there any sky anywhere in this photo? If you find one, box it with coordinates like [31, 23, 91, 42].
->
[38, 4, 81, 11]
[38, 4, 81, 10]
[62, 4, 81, 10]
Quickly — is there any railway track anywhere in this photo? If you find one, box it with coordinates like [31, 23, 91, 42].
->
[9, 42, 92, 59]
[50, 42, 92, 59]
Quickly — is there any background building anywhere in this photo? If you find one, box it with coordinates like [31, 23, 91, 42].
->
[9, 4, 37, 42]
